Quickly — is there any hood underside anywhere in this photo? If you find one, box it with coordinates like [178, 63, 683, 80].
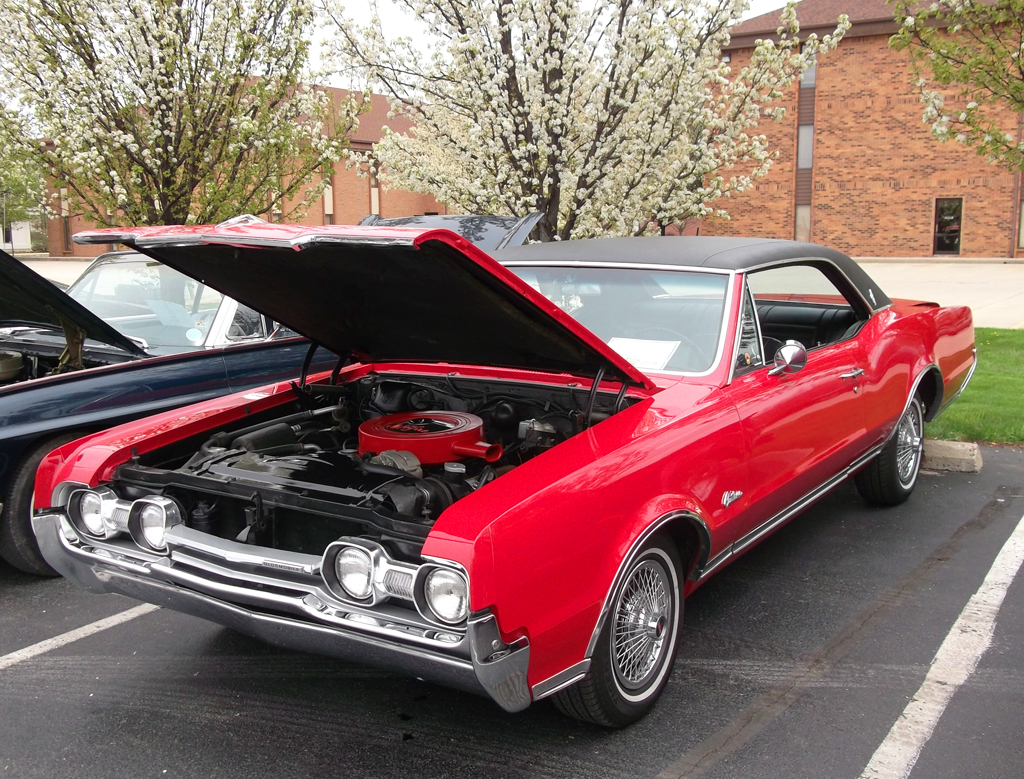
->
[0, 248, 147, 357]
[74, 222, 652, 388]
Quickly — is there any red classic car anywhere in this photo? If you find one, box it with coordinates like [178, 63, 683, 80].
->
[31, 222, 975, 727]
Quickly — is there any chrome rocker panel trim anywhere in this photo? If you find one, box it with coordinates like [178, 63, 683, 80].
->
[696, 442, 885, 580]
[32, 512, 531, 713]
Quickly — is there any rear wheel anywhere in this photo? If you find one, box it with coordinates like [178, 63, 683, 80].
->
[855, 396, 924, 506]
[553, 534, 682, 727]
[0, 432, 83, 576]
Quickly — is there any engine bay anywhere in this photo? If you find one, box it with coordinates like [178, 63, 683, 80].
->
[113, 371, 634, 562]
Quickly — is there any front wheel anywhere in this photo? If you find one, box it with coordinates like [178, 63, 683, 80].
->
[0, 432, 84, 576]
[553, 534, 682, 727]
[855, 395, 924, 506]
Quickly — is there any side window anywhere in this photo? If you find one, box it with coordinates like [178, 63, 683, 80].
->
[747, 263, 864, 350]
[734, 286, 763, 377]
[227, 304, 267, 340]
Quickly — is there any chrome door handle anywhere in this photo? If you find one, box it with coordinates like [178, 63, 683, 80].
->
[840, 368, 865, 379]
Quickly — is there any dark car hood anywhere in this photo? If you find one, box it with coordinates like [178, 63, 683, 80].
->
[0, 249, 148, 357]
[74, 222, 653, 388]
[357, 213, 542, 252]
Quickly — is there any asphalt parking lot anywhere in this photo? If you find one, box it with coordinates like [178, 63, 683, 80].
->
[2, 445, 1022, 779]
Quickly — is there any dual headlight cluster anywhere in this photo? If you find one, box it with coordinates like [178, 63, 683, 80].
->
[326, 542, 469, 626]
[63, 486, 468, 626]
[66, 487, 181, 552]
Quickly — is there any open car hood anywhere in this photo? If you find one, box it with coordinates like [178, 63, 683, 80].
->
[75, 221, 653, 388]
[357, 213, 542, 252]
[0, 248, 148, 357]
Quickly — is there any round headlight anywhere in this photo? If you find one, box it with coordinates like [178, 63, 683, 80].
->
[140, 504, 168, 550]
[424, 568, 468, 624]
[78, 491, 106, 537]
[336, 547, 373, 600]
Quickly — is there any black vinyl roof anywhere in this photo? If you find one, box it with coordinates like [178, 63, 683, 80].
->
[493, 237, 892, 311]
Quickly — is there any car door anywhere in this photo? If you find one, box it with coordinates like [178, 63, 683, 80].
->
[722, 263, 871, 544]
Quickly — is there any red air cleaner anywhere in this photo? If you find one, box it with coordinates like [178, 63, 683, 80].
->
[358, 412, 503, 464]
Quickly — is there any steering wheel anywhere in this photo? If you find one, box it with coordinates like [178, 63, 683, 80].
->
[633, 327, 711, 369]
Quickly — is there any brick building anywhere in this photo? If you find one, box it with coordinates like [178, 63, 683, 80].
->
[704, 0, 1024, 258]
[47, 92, 446, 258]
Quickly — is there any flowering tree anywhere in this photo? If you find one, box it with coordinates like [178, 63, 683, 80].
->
[892, 0, 1024, 171]
[324, 0, 847, 240]
[0, 0, 366, 226]
[0, 130, 45, 228]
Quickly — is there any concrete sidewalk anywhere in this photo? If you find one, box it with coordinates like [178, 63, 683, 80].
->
[16, 254, 1024, 329]
[857, 261, 1024, 329]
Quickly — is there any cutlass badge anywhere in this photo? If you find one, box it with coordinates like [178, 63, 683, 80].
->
[722, 490, 743, 508]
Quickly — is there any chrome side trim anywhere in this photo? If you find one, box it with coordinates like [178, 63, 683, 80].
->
[584, 509, 709, 659]
[932, 349, 977, 421]
[696, 442, 885, 581]
[532, 660, 592, 700]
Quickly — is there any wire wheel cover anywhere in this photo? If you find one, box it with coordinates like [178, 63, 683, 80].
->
[896, 402, 923, 488]
[612, 558, 672, 690]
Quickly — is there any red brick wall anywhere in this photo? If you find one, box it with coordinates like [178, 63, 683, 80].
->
[701, 47, 799, 241]
[704, 34, 1022, 257]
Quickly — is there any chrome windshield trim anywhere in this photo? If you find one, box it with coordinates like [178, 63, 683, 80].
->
[499, 261, 733, 274]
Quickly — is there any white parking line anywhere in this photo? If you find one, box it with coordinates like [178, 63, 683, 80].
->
[0, 604, 159, 672]
[860, 512, 1024, 779]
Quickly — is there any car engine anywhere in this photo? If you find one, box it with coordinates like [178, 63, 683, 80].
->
[111, 372, 631, 562]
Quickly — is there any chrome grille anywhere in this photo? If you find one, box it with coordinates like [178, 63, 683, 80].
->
[383, 568, 414, 599]
[109, 505, 130, 532]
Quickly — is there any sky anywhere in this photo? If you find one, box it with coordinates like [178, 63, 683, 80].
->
[338, 0, 794, 45]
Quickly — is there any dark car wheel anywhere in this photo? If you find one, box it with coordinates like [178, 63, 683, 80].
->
[855, 395, 924, 506]
[553, 533, 682, 727]
[0, 432, 85, 576]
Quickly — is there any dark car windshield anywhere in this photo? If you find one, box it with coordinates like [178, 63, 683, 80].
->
[508, 266, 728, 373]
[68, 258, 224, 349]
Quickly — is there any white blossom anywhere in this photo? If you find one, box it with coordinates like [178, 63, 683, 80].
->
[0, 0, 366, 225]
[321, 0, 847, 240]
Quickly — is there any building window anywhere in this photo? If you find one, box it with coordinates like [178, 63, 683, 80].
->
[369, 171, 380, 215]
[60, 187, 71, 253]
[933, 198, 963, 255]
[795, 205, 811, 242]
[1018, 200, 1024, 249]
[323, 181, 334, 225]
[801, 54, 816, 88]
[797, 125, 814, 169]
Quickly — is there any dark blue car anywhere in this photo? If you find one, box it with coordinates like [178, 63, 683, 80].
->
[1, 213, 540, 576]
[0, 248, 335, 575]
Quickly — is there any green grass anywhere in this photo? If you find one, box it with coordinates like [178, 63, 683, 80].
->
[925, 327, 1024, 445]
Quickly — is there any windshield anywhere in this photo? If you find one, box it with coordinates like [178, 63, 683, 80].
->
[67, 257, 224, 348]
[508, 266, 728, 373]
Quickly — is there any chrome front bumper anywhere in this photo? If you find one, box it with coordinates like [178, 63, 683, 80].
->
[32, 512, 531, 712]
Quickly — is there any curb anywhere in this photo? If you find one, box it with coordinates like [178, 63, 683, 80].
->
[922, 439, 983, 473]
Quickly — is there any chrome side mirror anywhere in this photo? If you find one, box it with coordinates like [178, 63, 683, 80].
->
[768, 340, 808, 376]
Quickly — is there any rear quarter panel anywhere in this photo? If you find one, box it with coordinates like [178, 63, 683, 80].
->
[861, 301, 974, 443]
